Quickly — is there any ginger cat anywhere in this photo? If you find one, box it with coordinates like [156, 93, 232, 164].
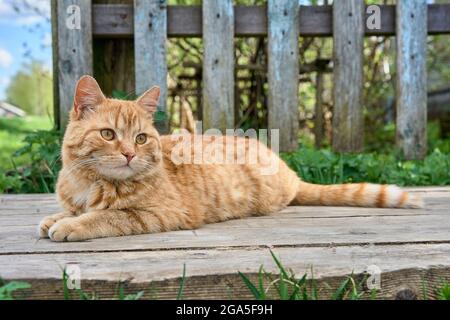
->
[38, 76, 423, 242]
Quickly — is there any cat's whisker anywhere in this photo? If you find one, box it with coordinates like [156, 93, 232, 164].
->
[57, 159, 99, 180]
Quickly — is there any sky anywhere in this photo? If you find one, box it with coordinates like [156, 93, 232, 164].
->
[0, 0, 52, 100]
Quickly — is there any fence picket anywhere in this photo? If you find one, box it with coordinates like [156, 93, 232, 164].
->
[332, 0, 364, 152]
[202, 0, 235, 133]
[396, 0, 427, 159]
[134, 0, 168, 133]
[53, 0, 93, 130]
[268, 0, 300, 152]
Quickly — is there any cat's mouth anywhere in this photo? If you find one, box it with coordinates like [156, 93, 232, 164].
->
[94, 162, 137, 180]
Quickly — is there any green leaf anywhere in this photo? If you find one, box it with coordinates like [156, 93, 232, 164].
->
[269, 250, 289, 280]
[258, 265, 267, 300]
[154, 110, 167, 123]
[0, 281, 31, 300]
[289, 274, 307, 300]
[238, 271, 262, 300]
[331, 277, 350, 300]
[278, 273, 289, 300]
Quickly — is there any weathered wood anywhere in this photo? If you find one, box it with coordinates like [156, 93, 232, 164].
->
[202, 0, 234, 132]
[396, 0, 428, 160]
[332, 0, 364, 153]
[1, 189, 449, 255]
[0, 188, 449, 299]
[267, 0, 300, 152]
[91, 4, 450, 38]
[54, 0, 93, 130]
[2, 210, 450, 255]
[2, 245, 450, 300]
[134, 0, 168, 134]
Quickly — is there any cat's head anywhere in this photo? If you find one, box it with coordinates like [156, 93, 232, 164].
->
[62, 75, 163, 181]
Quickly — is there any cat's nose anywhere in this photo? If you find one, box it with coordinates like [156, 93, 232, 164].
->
[122, 152, 135, 164]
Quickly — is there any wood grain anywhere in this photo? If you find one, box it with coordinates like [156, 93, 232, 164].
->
[267, 0, 300, 152]
[202, 0, 234, 132]
[54, 0, 93, 130]
[396, 0, 428, 160]
[91, 4, 450, 38]
[1, 189, 449, 255]
[134, 0, 168, 134]
[332, 0, 364, 153]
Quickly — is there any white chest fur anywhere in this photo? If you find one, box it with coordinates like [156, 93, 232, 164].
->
[68, 175, 91, 208]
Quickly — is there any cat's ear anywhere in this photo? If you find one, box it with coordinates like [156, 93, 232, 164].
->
[73, 75, 105, 118]
[136, 86, 160, 116]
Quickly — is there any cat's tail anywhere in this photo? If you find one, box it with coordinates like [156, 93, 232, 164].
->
[291, 181, 424, 209]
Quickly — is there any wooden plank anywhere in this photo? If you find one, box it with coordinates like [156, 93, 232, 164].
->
[1, 244, 448, 284]
[396, 0, 428, 160]
[2, 208, 449, 254]
[267, 0, 300, 152]
[91, 4, 450, 38]
[0, 188, 448, 255]
[1, 244, 449, 299]
[332, 0, 364, 153]
[134, 0, 168, 134]
[55, 0, 93, 130]
[2, 212, 450, 254]
[202, 0, 234, 132]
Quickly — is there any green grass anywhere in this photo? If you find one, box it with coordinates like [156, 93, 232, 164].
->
[238, 250, 369, 300]
[0, 279, 31, 300]
[282, 146, 450, 187]
[0, 126, 61, 193]
[0, 116, 53, 170]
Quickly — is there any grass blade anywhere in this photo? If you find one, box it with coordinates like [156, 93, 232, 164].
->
[258, 265, 266, 300]
[289, 273, 307, 300]
[62, 269, 71, 300]
[278, 273, 288, 300]
[238, 271, 262, 299]
[331, 277, 350, 300]
[269, 250, 289, 279]
[176, 263, 186, 300]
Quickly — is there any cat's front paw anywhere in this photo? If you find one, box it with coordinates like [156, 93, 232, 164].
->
[48, 218, 88, 242]
[38, 216, 60, 238]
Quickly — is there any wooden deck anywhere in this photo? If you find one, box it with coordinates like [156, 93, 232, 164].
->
[1, 187, 449, 299]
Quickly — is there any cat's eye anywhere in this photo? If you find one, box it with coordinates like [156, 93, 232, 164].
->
[100, 129, 115, 141]
[135, 133, 147, 145]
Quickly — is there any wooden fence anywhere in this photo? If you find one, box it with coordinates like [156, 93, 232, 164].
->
[51, 0, 450, 159]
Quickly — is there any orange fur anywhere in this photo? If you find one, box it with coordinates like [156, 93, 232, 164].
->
[38, 76, 424, 242]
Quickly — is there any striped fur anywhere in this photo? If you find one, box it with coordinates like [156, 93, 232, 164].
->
[37, 76, 424, 242]
[292, 181, 424, 209]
